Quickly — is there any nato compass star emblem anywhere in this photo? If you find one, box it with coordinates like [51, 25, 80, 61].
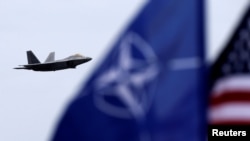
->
[94, 32, 160, 119]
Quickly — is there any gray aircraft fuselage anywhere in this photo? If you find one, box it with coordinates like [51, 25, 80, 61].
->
[14, 51, 92, 71]
[22, 59, 91, 71]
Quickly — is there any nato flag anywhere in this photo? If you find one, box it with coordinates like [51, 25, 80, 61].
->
[51, 0, 206, 141]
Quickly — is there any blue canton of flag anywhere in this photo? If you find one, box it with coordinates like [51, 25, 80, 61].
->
[51, 0, 206, 141]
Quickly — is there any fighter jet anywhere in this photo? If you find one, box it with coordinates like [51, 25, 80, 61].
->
[14, 50, 92, 71]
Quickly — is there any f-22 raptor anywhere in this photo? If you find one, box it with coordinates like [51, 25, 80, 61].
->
[14, 50, 92, 71]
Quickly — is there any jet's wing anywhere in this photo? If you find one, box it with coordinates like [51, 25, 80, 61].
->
[44, 52, 55, 63]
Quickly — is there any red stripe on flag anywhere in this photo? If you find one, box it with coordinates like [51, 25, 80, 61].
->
[210, 120, 250, 125]
[210, 91, 250, 107]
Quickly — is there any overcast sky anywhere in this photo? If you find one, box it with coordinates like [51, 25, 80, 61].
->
[0, 0, 249, 141]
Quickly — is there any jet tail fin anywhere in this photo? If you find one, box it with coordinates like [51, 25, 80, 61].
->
[14, 67, 26, 69]
[27, 50, 40, 64]
[44, 52, 55, 63]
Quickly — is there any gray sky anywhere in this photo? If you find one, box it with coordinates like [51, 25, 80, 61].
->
[0, 0, 249, 141]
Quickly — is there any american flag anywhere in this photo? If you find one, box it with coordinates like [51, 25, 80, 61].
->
[209, 6, 250, 125]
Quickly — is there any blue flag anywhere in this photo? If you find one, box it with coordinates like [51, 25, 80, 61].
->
[52, 0, 206, 141]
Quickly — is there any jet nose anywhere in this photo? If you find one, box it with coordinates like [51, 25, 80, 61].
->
[85, 57, 92, 62]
